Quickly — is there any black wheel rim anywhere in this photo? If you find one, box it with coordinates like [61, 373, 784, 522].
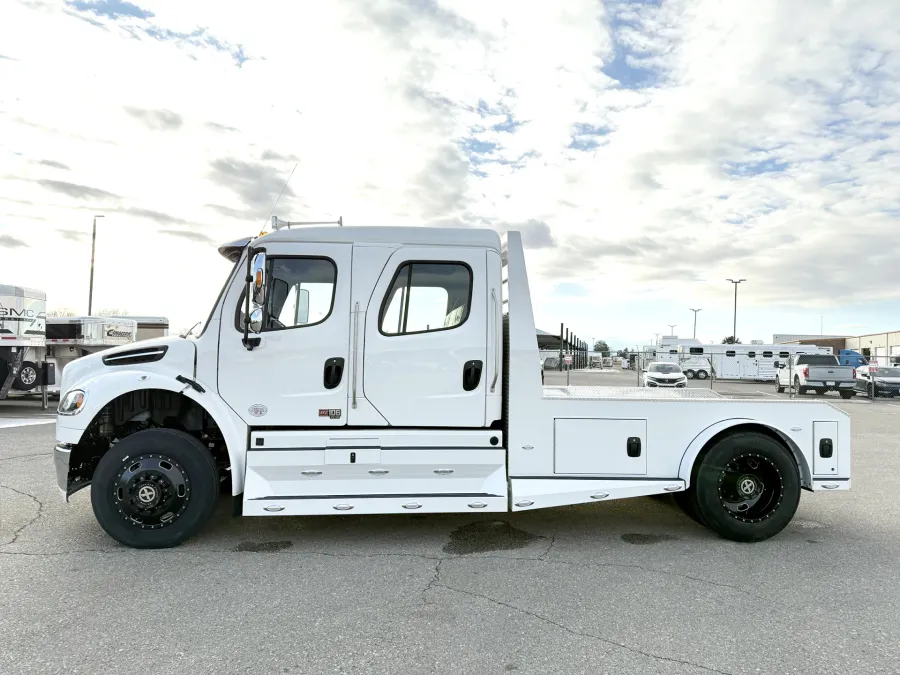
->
[717, 453, 783, 523]
[113, 453, 191, 529]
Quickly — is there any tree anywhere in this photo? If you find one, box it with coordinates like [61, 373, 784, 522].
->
[722, 336, 742, 344]
[594, 340, 610, 354]
[46, 308, 77, 317]
[97, 308, 129, 316]
[617, 348, 630, 358]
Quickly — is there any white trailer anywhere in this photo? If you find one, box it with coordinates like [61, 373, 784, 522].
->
[0, 284, 53, 398]
[702, 344, 833, 381]
[54, 226, 850, 549]
[46, 317, 138, 391]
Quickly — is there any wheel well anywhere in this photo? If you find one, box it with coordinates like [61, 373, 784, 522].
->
[67, 389, 230, 496]
[687, 423, 809, 488]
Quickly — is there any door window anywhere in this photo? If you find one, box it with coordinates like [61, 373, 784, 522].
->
[265, 257, 336, 331]
[379, 262, 472, 335]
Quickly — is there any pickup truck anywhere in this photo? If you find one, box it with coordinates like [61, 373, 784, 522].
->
[775, 354, 856, 398]
[53, 225, 851, 549]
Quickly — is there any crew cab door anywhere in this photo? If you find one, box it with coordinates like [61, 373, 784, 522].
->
[218, 243, 352, 426]
[352, 247, 488, 427]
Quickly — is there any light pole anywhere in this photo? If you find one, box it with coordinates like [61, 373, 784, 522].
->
[88, 215, 105, 315]
[689, 308, 702, 339]
[726, 279, 746, 343]
[668, 324, 676, 336]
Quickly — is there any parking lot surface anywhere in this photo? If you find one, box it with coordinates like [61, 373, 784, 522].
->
[2, 377, 899, 674]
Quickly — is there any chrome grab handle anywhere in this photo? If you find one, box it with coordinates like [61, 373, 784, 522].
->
[352, 301, 360, 409]
[490, 289, 500, 393]
[300, 470, 322, 476]
[368, 469, 389, 476]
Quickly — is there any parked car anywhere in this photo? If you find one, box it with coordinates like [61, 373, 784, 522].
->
[775, 354, 856, 398]
[643, 362, 687, 388]
[854, 365, 900, 397]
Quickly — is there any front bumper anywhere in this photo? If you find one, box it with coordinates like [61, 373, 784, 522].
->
[54, 443, 73, 501]
[646, 381, 687, 388]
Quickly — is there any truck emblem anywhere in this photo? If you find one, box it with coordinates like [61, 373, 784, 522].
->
[319, 408, 342, 419]
[248, 404, 268, 417]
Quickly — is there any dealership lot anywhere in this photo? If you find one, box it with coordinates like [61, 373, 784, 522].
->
[2, 381, 899, 675]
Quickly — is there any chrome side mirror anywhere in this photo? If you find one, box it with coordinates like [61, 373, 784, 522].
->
[251, 252, 267, 305]
[249, 307, 264, 333]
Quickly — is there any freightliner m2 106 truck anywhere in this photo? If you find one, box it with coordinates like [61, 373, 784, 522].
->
[54, 226, 851, 548]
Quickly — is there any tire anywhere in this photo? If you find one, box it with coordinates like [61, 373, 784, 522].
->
[776, 379, 785, 394]
[685, 369, 695, 380]
[696, 370, 708, 380]
[693, 432, 801, 542]
[794, 377, 806, 395]
[12, 361, 39, 391]
[91, 428, 219, 549]
[840, 390, 853, 400]
[815, 388, 826, 396]
[674, 489, 706, 526]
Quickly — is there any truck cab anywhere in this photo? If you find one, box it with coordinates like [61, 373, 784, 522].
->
[54, 225, 851, 549]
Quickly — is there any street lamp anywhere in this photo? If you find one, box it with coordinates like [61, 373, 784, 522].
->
[88, 215, 105, 315]
[726, 279, 746, 343]
[668, 324, 676, 335]
[689, 308, 702, 339]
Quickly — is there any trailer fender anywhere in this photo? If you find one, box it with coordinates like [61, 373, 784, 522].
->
[678, 418, 811, 489]
[57, 369, 248, 495]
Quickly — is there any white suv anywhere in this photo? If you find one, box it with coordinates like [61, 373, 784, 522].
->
[643, 362, 687, 388]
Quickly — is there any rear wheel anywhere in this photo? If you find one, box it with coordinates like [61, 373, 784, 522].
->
[775, 379, 785, 394]
[685, 369, 695, 380]
[91, 428, 219, 549]
[13, 361, 39, 391]
[696, 370, 709, 380]
[674, 489, 705, 526]
[693, 432, 800, 542]
[815, 388, 826, 396]
[840, 390, 853, 399]
[794, 377, 806, 395]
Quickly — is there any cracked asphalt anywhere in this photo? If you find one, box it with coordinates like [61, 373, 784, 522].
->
[2, 380, 900, 675]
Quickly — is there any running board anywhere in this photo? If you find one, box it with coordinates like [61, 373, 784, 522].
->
[510, 478, 685, 511]
[245, 495, 507, 516]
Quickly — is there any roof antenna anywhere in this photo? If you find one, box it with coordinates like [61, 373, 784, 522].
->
[260, 162, 298, 232]
[271, 215, 343, 230]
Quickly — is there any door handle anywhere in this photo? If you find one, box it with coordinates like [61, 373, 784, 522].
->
[323, 357, 345, 390]
[462, 360, 483, 391]
[626, 437, 642, 458]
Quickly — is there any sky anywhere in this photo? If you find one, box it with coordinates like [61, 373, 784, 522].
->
[1, 0, 900, 347]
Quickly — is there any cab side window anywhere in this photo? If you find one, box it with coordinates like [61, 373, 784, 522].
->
[380, 262, 472, 335]
[264, 257, 336, 331]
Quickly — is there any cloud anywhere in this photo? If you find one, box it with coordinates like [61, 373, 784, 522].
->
[37, 159, 70, 170]
[208, 157, 295, 212]
[0, 54, 17, 61]
[37, 180, 118, 200]
[58, 229, 88, 241]
[160, 229, 214, 244]
[122, 207, 191, 226]
[261, 149, 299, 162]
[67, 0, 154, 20]
[0, 234, 28, 249]
[206, 121, 239, 133]
[124, 106, 183, 131]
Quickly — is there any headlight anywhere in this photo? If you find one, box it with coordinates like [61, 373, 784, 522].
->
[58, 390, 87, 416]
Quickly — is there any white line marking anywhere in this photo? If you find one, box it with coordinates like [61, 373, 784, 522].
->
[0, 418, 55, 429]
[754, 390, 780, 398]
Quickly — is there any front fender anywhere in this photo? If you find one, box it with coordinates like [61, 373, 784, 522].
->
[56, 369, 249, 495]
[677, 418, 811, 489]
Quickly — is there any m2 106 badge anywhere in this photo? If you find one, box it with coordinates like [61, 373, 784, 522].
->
[248, 404, 268, 417]
[319, 409, 342, 420]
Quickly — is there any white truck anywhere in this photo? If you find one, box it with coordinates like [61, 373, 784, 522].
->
[54, 226, 851, 549]
[775, 354, 856, 398]
[1, 284, 53, 398]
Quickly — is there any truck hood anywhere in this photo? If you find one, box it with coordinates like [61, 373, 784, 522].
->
[58, 336, 197, 395]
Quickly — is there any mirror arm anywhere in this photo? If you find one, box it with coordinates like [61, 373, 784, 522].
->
[242, 245, 255, 351]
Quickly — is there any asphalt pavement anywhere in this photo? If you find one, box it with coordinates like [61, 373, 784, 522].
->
[1, 377, 898, 674]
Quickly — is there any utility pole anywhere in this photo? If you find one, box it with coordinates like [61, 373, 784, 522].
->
[689, 308, 702, 339]
[726, 279, 746, 343]
[88, 214, 105, 315]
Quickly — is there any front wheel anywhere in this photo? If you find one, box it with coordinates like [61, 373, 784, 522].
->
[91, 428, 219, 549]
[693, 432, 800, 542]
